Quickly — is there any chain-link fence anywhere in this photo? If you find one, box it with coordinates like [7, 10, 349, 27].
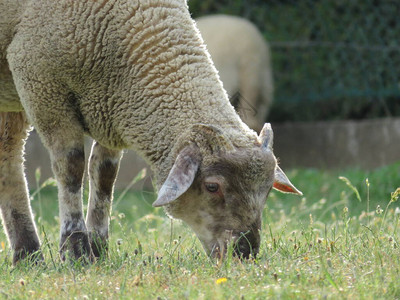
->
[189, 0, 400, 121]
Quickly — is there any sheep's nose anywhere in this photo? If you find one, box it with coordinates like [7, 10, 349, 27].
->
[233, 229, 260, 259]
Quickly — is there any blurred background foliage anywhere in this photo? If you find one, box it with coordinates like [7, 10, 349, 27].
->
[189, 0, 400, 121]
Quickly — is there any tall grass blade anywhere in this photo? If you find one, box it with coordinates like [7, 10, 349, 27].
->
[338, 176, 361, 202]
[114, 168, 147, 208]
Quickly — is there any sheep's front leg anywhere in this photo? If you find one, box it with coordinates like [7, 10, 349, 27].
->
[7, 47, 91, 261]
[86, 141, 122, 257]
[50, 142, 92, 261]
[0, 112, 42, 264]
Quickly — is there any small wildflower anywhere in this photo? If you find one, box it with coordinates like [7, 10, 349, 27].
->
[216, 277, 228, 284]
[304, 256, 309, 261]
[376, 205, 383, 215]
[1, 241, 4, 250]
[118, 213, 125, 219]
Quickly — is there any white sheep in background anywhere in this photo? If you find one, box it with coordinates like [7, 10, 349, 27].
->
[196, 15, 274, 132]
[0, 0, 301, 264]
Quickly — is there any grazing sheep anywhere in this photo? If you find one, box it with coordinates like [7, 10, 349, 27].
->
[196, 15, 274, 131]
[0, 0, 301, 264]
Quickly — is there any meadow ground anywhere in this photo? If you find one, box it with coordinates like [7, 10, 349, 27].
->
[0, 162, 399, 299]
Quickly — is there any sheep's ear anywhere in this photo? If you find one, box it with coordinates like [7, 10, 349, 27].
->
[153, 146, 200, 207]
[273, 165, 303, 195]
[260, 124, 302, 195]
[259, 123, 273, 151]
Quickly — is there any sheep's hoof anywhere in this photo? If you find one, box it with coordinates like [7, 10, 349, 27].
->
[89, 232, 108, 259]
[59, 231, 93, 263]
[13, 247, 44, 266]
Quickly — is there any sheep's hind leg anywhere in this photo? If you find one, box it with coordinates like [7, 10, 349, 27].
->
[0, 112, 42, 264]
[86, 141, 122, 257]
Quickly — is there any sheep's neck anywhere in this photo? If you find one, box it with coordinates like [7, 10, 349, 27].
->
[105, 1, 253, 173]
[57, 0, 255, 180]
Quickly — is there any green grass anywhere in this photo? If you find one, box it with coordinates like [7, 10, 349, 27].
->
[0, 163, 399, 299]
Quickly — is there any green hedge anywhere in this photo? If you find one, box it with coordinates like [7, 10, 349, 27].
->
[189, 0, 400, 121]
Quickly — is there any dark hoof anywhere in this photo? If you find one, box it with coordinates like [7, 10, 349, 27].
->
[89, 233, 108, 258]
[59, 231, 93, 263]
[13, 247, 43, 266]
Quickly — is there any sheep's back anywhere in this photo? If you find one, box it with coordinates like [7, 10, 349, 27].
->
[195, 15, 270, 95]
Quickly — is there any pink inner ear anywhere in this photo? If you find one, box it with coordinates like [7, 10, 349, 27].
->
[273, 182, 296, 193]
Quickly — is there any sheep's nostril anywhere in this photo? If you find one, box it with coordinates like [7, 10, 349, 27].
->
[233, 231, 260, 259]
[233, 243, 257, 259]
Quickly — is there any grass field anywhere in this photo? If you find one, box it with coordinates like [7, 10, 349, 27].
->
[0, 162, 399, 299]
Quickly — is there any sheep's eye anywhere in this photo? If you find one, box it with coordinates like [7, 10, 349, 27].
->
[205, 182, 219, 193]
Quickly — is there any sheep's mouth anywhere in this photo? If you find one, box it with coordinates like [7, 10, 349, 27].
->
[208, 231, 259, 260]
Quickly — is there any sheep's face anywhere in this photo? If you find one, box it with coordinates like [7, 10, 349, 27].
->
[153, 124, 301, 259]
[173, 148, 275, 259]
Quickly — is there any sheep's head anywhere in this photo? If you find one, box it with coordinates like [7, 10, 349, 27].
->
[153, 123, 301, 259]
